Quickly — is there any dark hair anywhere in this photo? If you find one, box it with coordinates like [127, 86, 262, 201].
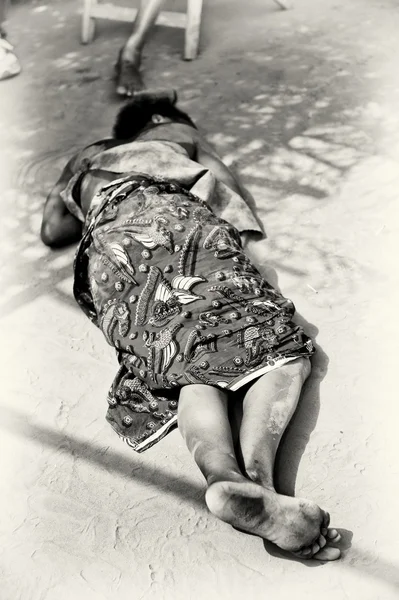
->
[113, 97, 197, 140]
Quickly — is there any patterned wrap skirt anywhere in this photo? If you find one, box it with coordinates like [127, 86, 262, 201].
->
[74, 174, 315, 452]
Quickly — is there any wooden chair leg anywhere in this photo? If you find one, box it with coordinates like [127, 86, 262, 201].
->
[81, 0, 97, 44]
[184, 0, 203, 61]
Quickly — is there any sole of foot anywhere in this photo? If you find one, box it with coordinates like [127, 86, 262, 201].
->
[205, 480, 341, 561]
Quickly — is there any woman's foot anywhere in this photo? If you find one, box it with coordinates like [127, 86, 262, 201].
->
[115, 48, 144, 96]
[205, 480, 341, 560]
[0, 36, 21, 81]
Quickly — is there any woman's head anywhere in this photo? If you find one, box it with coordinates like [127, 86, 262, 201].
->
[113, 92, 196, 140]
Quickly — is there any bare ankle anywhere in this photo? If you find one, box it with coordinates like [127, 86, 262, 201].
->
[245, 467, 275, 491]
[121, 44, 142, 64]
[206, 468, 246, 487]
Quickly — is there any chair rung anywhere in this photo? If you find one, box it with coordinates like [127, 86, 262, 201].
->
[87, 3, 187, 28]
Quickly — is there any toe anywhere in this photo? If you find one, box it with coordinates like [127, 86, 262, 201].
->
[311, 542, 320, 555]
[313, 546, 341, 561]
[322, 511, 330, 530]
[318, 534, 327, 549]
[320, 512, 331, 536]
[293, 547, 313, 558]
[326, 528, 341, 542]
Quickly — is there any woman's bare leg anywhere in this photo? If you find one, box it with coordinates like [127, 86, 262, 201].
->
[240, 358, 311, 490]
[178, 384, 245, 485]
[116, 0, 164, 96]
[210, 359, 341, 559]
[178, 381, 341, 560]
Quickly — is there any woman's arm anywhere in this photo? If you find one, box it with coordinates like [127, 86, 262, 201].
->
[195, 138, 259, 216]
[194, 135, 256, 203]
[194, 134, 264, 245]
[195, 141, 243, 194]
[41, 139, 118, 248]
[41, 159, 82, 248]
[196, 149, 243, 196]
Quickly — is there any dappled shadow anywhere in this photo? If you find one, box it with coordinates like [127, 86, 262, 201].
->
[0, 11, 369, 572]
[0, 3, 362, 523]
[0, 0, 373, 316]
[1, 1, 399, 597]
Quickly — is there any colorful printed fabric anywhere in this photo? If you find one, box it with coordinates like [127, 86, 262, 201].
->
[74, 175, 314, 452]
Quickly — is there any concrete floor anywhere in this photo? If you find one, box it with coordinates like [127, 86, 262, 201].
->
[1, 0, 398, 598]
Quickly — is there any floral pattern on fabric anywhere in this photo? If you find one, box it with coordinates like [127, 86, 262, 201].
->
[74, 175, 314, 452]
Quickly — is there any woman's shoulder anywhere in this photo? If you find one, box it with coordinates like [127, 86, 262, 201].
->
[138, 122, 196, 142]
[137, 123, 198, 158]
[71, 138, 124, 168]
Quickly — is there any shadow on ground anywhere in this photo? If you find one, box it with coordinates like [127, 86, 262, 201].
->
[2, 405, 206, 509]
[0, 2, 372, 320]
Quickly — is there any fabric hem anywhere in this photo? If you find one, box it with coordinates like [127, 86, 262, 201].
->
[111, 415, 179, 453]
[112, 356, 309, 453]
[227, 356, 303, 392]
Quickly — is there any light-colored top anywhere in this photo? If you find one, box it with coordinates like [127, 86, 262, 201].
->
[60, 129, 263, 236]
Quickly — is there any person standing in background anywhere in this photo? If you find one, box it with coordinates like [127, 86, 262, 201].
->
[115, 0, 164, 96]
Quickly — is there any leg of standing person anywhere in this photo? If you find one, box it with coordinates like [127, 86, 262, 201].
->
[116, 0, 164, 96]
[178, 375, 341, 560]
[0, 0, 21, 81]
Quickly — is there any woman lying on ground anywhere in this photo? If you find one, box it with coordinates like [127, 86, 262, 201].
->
[41, 93, 341, 561]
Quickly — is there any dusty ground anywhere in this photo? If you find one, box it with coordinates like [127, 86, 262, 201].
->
[1, 0, 398, 598]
